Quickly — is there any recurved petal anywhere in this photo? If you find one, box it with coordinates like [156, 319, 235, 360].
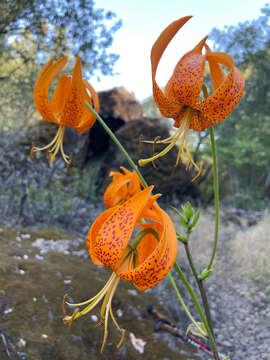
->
[205, 44, 226, 91]
[33, 56, 68, 124]
[164, 39, 206, 106]
[151, 16, 192, 81]
[87, 187, 153, 270]
[35, 56, 56, 85]
[153, 81, 184, 118]
[51, 74, 72, 115]
[104, 169, 142, 208]
[195, 66, 245, 127]
[151, 16, 192, 118]
[87, 207, 117, 266]
[104, 176, 129, 208]
[59, 57, 85, 128]
[118, 205, 177, 291]
[84, 80, 100, 113]
[74, 80, 100, 134]
[128, 171, 143, 196]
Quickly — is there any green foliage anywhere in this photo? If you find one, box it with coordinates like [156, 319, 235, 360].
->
[206, 4, 270, 209]
[0, 0, 122, 77]
[0, 0, 122, 130]
[142, 94, 162, 117]
[173, 203, 200, 241]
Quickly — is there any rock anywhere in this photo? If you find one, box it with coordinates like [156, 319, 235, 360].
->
[76, 87, 143, 166]
[99, 117, 201, 201]
[98, 87, 143, 122]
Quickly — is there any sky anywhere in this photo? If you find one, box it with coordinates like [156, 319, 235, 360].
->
[91, 0, 266, 101]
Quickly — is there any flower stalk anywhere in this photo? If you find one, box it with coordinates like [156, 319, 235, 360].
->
[207, 126, 219, 270]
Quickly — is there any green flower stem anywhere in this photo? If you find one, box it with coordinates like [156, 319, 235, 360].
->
[201, 85, 220, 270]
[173, 263, 220, 360]
[84, 101, 147, 189]
[184, 243, 215, 336]
[207, 126, 219, 270]
[183, 231, 219, 359]
[167, 272, 207, 337]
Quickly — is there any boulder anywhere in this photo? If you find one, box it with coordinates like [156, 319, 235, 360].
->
[76, 87, 143, 166]
[99, 117, 201, 202]
[98, 87, 143, 122]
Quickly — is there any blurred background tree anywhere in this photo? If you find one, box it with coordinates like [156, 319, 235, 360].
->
[0, 0, 122, 130]
[207, 3, 270, 208]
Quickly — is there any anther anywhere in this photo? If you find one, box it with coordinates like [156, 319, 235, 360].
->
[116, 329, 125, 349]
[62, 293, 68, 315]
[30, 142, 35, 160]
[66, 155, 72, 174]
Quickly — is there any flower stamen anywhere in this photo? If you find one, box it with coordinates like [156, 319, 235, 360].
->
[30, 125, 71, 165]
[138, 108, 201, 180]
[63, 272, 124, 353]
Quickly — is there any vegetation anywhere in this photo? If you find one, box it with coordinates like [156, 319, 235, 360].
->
[207, 4, 270, 209]
[0, 0, 122, 129]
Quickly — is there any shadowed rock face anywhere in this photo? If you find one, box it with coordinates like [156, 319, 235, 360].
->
[77, 87, 144, 166]
[99, 117, 201, 202]
[0, 225, 202, 360]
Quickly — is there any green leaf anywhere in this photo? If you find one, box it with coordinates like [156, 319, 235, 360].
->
[189, 210, 200, 229]
[181, 202, 194, 219]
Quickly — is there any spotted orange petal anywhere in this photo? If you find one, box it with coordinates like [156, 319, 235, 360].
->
[87, 186, 153, 270]
[59, 57, 85, 128]
[204, 43, 226, 91]
[51, 74, 72, 115]
[87, 207, 117, 266]
[104, 168, 142, 208]
[165, 47, 206, 107]
[74, 80, 100, 134]
[33, 56, 68, 124]
[104, 175, 129, 208]
[151, 16, 192, 118]
[117, 204, 177, 291]
[194, 52, 245, 127]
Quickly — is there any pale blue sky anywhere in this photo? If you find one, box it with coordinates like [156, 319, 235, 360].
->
[92, 0, 266, 100]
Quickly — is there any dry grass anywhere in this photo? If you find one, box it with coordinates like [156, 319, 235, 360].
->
[231, 213, 270, 284]
[168, 206, 236, 269]
[168, 205, 270, 290]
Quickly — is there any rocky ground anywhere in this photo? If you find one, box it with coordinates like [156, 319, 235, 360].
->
[203, 243, 270, 360]
[0, 211, 269, 360]
[0, 224, 203, 360]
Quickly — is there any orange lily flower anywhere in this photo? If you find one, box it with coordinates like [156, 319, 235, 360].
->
[31, 56, 99, 165]
[104, 167, 143, 208]
[138, 16, 245, 179]
[63, 186, 177, 352]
